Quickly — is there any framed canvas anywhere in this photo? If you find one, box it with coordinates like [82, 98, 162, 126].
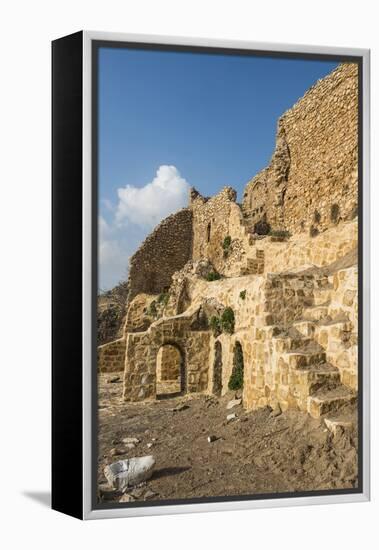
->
[52, 31, 370, 520]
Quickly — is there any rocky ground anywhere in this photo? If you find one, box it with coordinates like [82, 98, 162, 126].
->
[97, 373, 358, 505]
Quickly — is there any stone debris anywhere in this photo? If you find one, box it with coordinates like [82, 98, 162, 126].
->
[119, 493, 135, 503]
[207, 435, 218, 443]
[170, 403, 189, 412]
[104, 456, 156, 491]
[122, 437, 140, 445]
[110, 447, 128, 457]
[226, 413, 237, 423]
[144, 489, 157, 500]
[226, 398, 242, 410]
[324, 417, 353, 436]
[146, 443, 153, 448]
[270, 403, 282, 418]
[98, 483, 122, 501]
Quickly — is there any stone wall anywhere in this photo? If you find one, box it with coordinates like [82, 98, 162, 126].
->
[242, 63, 358, 235]
[123, 310, 211, 401]
[127, 208, 193, 302]
[315, 265, 358, 389]
[243, 219, 357, 276]
[190, 187, 243, 274]
[98, 338, 126, 373]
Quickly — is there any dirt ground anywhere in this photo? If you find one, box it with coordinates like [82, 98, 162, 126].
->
[97, 373, 358, 504]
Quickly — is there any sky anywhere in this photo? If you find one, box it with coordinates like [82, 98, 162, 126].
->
[98, 46, 338, 290]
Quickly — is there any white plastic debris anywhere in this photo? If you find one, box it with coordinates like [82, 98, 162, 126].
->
[104, 456, 155, 491]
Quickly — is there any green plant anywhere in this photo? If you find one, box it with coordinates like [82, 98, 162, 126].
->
[222, 236, 232, 258]
[239, 290, 246, 300]
[268, 229, 291, 238]
[206, 271, 221, 282]
[209, 315, 221, 336]
[222, 235, 232, 250]
[147, 300, 157, 317]
[254, 219, 271, 235]
[228, 342, 244, 390]
[157, 292, 169, 306]
[221, 307, 235, 334]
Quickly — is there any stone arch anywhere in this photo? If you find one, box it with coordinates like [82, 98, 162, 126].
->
[212, 340, 222, 396]
[156, 342, 185, 398]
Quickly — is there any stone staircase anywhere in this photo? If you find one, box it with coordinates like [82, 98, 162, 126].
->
[240, 248, 265, 275]
[260, 275, 357, 423]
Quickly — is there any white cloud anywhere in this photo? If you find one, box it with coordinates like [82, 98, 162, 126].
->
[98, 215, 126, 289]
[99, 166, 191, 290]
[115, 165, 190, 228]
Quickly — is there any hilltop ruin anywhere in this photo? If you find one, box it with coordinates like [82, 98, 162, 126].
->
[98, 63, 358, 425]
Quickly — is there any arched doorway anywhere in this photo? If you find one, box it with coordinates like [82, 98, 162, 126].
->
[228, 341, 244, 391]
[212, 341, 222, 396]
[156, 343, 185, 398]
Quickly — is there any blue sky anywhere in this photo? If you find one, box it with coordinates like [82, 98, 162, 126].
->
[98, 46, 338, 290]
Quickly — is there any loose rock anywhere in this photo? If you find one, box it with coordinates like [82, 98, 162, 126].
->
[122, 437, 140, 445]
[226, 398, 242, 410]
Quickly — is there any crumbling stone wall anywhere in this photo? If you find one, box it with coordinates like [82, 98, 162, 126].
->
[190, 187, 240, 274]
[242, 63, 358, 235]
[127, 208, 193, 302]
[98, 338, 126, 373]
[123, 311, 211, 401]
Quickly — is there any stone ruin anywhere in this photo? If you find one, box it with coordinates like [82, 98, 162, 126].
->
[98, 63, 359, 421]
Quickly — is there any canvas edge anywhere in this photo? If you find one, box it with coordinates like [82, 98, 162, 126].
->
[81, 30, 371, 520]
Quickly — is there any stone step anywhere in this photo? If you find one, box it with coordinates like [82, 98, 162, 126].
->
[303, 305, 330, 322]
[307, 386, 357, 418]
[295, 363, 341, 394]
[281, 349, 326, 369]
[324, 416, 355, 436]
[273, 336, 313, 353]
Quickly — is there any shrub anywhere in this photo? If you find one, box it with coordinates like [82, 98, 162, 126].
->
[239, 290, 246, 300]
[309, 225, 319, 238]
[209, 316, 221, 336]
[254, 219, 271, 236]
[157, 292, 169, 306]
[228, 342, 244, 390]
[268, 229, 291, 238]
[221, 307, 235, 334]
[222, 235, 232, 258]
[222, 236, 232, 250]
[147, 300, 157, 317]
[206, 271, 221, 282]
